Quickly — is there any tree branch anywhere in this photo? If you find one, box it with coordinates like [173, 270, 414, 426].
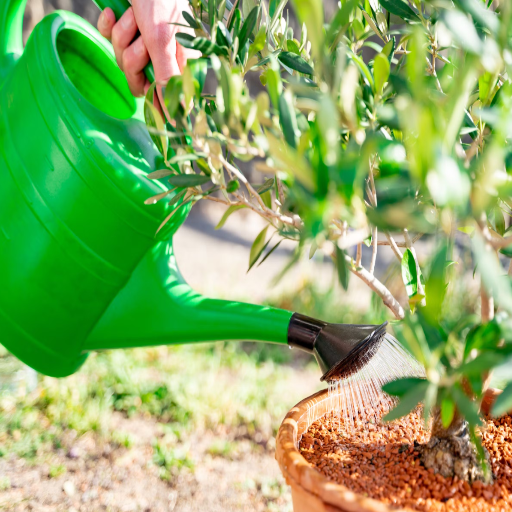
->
[370, 227, 378, 275]
[344, 254, 405, 319]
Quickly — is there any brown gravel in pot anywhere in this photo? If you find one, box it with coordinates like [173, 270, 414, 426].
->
[299, 410, 512, 511]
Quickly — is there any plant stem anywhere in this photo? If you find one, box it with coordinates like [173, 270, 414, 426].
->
[344, 254, 405, 319]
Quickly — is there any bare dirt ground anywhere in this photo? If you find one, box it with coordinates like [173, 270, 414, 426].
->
[0, 409, 302, 512]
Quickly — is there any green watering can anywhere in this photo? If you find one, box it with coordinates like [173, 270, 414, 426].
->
[0, 0, 387, 380]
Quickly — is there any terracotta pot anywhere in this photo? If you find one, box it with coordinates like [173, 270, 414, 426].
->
[275, 387, 505, 512]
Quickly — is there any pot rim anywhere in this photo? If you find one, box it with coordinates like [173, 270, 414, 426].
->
[275, 387, 504, 512]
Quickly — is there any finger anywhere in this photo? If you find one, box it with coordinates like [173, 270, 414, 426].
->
[131, 2, 181, 83]
[97, 8, 116, 40]
[122, 36, 151, 97]
[111, 7, 139, 70]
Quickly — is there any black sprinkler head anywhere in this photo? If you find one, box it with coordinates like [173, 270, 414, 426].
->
[287, 313, 388, 381]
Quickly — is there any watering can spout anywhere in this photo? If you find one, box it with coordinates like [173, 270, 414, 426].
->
[0, 0, 27, 82]
[84, 242, 293, 351]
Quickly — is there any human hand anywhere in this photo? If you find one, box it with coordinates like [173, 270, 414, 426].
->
[97, 0, 200, 97]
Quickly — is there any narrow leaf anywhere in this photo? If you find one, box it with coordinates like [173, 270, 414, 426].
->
[336, 246, 350, 291]
[215, 205, 246, 229]
[441, 398, 456, 428]
[248, 226, 270, 271]
[168, 174, 211, 187]
[378, 0, 419, 21]
[382, 377, 427, 397]
[278, 52, 314, 75]
[383, 381, 428, 423]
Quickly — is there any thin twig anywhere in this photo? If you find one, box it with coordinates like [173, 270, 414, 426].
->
[376, 234, 423, 247]
[344, 254, 405, 319]
[356, 244, 362, 267]
[386, 233, 403, 261]
[370, 227, 378, 274]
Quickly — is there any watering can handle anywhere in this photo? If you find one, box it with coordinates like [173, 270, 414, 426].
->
[0, 0, 27, 78]
[91, 0, 156, 83]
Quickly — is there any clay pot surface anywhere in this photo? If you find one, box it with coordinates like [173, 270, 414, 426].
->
[275, 387, 506, 512]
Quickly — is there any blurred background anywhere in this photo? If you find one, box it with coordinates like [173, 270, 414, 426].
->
[0, 1, 506, 511]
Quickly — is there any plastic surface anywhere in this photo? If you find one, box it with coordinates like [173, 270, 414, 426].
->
[0, 2, 293, 377]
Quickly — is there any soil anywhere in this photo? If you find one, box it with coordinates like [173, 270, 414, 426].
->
[0, 412, 292, 512]
[299, 409, 512, 512]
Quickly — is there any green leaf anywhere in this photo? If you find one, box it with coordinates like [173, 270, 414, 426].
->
[145, 87, 168, 159]
[258, 239, 283, 266]
[464, 321, 501, 359]
[249, 26, 266, 58]
[176, 33, 228, 56]
[248, 226, 270, 271]
[383, 381, 428, 423]
[164, 76, 184, 119]
[423, 242, 449, 323]
[279, 92, 299, 148]
[209, 0, 216, 31]
[459, 352, 508, 376]
[348, 52, 374, 89]
[401, 248, 424, 308]
[188, 59, 208, 95]
[286, 39, 301, 54]
[168, 174, 211, 187]
[278, 52, 314, 75]
[169, 153, 201, 165]
[440, 10, 482, 54]
[452, 386, 483, 426]
[266, 131, 315, 190]
[382, 37, 395, 61]
[336, 246, 350, 291]
[168, 188, 187, 207]
[215, 205, 246, 229]
[326, 0, 358, 44]
[147, 169, 174, 180]
[290, 0, 324, 60]
[382, 377, 427, 397]
[441, 398, 456, 428]
[269, 0, 278, 18]
[257, 178, 275, 194]
[373, 52, 390, 94]
[453, 0, 499, 33]
[378, 0, 419, 21]
[182, 10, 199, 28]
[479, 72, 498, 105]
[261, 190, 272, 208]
[238, 6, 259, 55]
[264, 58, 283, 108]
[492, 382, 512, 417]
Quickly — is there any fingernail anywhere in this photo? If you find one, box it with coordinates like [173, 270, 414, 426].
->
[98, 12, 106, 28]
[121, 9, 134, 29]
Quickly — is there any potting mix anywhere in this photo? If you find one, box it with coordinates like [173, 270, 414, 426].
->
[300, 408, 512, 511]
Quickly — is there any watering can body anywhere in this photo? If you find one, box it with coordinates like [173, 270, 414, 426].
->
[0, 0, 292, 377]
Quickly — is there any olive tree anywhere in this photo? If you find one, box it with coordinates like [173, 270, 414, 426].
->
[142, 0, 512, 482]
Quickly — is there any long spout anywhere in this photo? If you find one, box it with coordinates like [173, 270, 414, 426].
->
[84, 242, 293, 350]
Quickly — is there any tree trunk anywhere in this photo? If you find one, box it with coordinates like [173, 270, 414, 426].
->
[417, 407, 492, 483]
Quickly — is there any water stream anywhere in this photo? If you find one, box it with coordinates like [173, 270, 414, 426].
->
[325, 334, 425, 432]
